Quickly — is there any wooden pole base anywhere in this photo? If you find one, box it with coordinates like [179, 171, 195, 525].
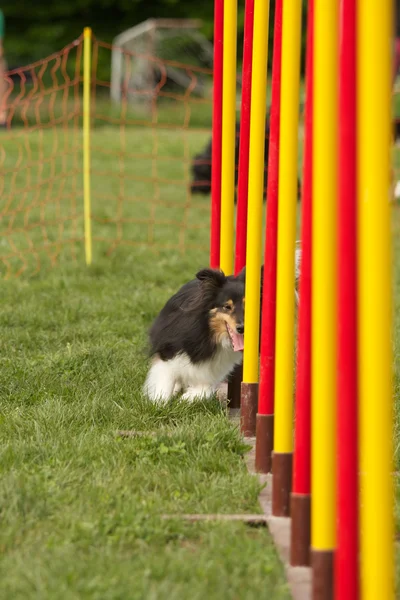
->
[290, 493, 311, 566]
[255, 413, 274, 472]
[272, 452, 293, 516]
[312, 549, 334, 600]
[240, 382, 258, 436]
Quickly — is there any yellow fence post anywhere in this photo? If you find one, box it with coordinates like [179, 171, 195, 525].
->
[83, 26, 93, 266]
[358, 1, 394, 598]
[220, 0, 237, 275]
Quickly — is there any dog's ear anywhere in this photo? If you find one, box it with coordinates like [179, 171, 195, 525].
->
[236, 267, 246, 283]
[196, 268, 226, 288]
[235, 265, 264, 286]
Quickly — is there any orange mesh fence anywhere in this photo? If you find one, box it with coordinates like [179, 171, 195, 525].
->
[0, 33, 215, 278]
[0, 37, 84, 278]
[90, 36, 213, 257]
[0, 32, 399, 279]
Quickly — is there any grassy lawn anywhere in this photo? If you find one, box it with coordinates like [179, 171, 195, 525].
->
[0, 257, 290, 600]
[0, 109, 400, 597]
[0, 123, 291, 599]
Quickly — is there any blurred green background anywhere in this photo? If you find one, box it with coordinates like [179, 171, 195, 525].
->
[1, 0, 310, 73]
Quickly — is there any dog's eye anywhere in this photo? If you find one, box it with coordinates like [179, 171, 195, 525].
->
[224, 304, 232, 311]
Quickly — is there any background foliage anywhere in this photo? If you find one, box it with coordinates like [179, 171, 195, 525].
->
[1, 0, 308, 72]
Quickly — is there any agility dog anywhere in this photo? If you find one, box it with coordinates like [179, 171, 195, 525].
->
[143, 248, 301, 403]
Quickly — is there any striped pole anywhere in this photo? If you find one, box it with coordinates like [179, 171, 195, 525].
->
[272, 0, 302, 516]
[358, 1, 394, 598]
[336, 0, 358, 598]
[290, 0, 313, 565]
[234, 0, 254, 275]
[220, 0, 237, 275]
[311, 0, 338, 596]
[210, 0, 224, 269]
[227, 0, 255, 411]
[255, 0, 283, 474]
[241, 0, 271, 436]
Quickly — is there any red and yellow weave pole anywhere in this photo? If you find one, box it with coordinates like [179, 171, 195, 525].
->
[210, 0, 224, 269]
[311, 0, 339, 596]
[234, 0, 254, 275]
[336, 0, 359, 598]
[220, 0, 237, 276]
[227, 0, 255, 412]
[272, 0, 302, 516]
[290, 0, 313, 566]
[358, 1, 394, 598]
[255, 0, 283, 473]
[241, 0, 270, 435]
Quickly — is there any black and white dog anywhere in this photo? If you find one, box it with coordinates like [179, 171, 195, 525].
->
[143, 249, 301, 403]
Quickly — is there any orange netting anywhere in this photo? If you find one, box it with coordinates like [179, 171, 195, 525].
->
[0, 33, 399, 279]
[0, 38, 84, 278]
[90, 37, 213, 258]
[0, 33, 214, 278]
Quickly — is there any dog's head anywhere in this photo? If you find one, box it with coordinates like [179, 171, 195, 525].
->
[196, 268, 246, 352]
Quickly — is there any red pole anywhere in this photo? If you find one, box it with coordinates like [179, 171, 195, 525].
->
[290, 0, 313, 567]
[234, 0, 254, 274]
[210, 0, 224, 269]
[255, 0, 283, 474]
[227, 0, 254, 411]
[336, 0, 359, 598]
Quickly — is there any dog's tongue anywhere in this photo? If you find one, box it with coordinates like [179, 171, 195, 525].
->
[228, 325, 244, 352]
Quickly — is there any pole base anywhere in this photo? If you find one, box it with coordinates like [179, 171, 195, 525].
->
[312, 549, 334, 600]
[240, 382, 258, 436]
[272, 452, 293, 516]
[255, 413, 274, 473]
[290, 493, 311, 566]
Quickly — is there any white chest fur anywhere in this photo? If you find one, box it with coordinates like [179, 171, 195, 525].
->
[143, 346, 243, 403]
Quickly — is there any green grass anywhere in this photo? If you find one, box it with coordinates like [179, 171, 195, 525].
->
[1, 105, 400, 597]
[0, 258, 288, 600]
[0, 121, 292, 598]
[0, 255, 291, 599]
[0, 122, 214, 277]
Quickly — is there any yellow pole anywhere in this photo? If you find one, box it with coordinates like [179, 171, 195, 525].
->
[220, 0, 237, 275]
[273, 0, 302, 453]
[358, 1, 394, 598]
[312, 0, 338, 557]
[83, 26, 93, 266]
[242, 0, 270, 384]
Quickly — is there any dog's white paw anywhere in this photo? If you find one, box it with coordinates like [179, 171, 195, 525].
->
[143, 388, 171, 404]
[143, 357, 176, 403]
[181, 386, 214, 401]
